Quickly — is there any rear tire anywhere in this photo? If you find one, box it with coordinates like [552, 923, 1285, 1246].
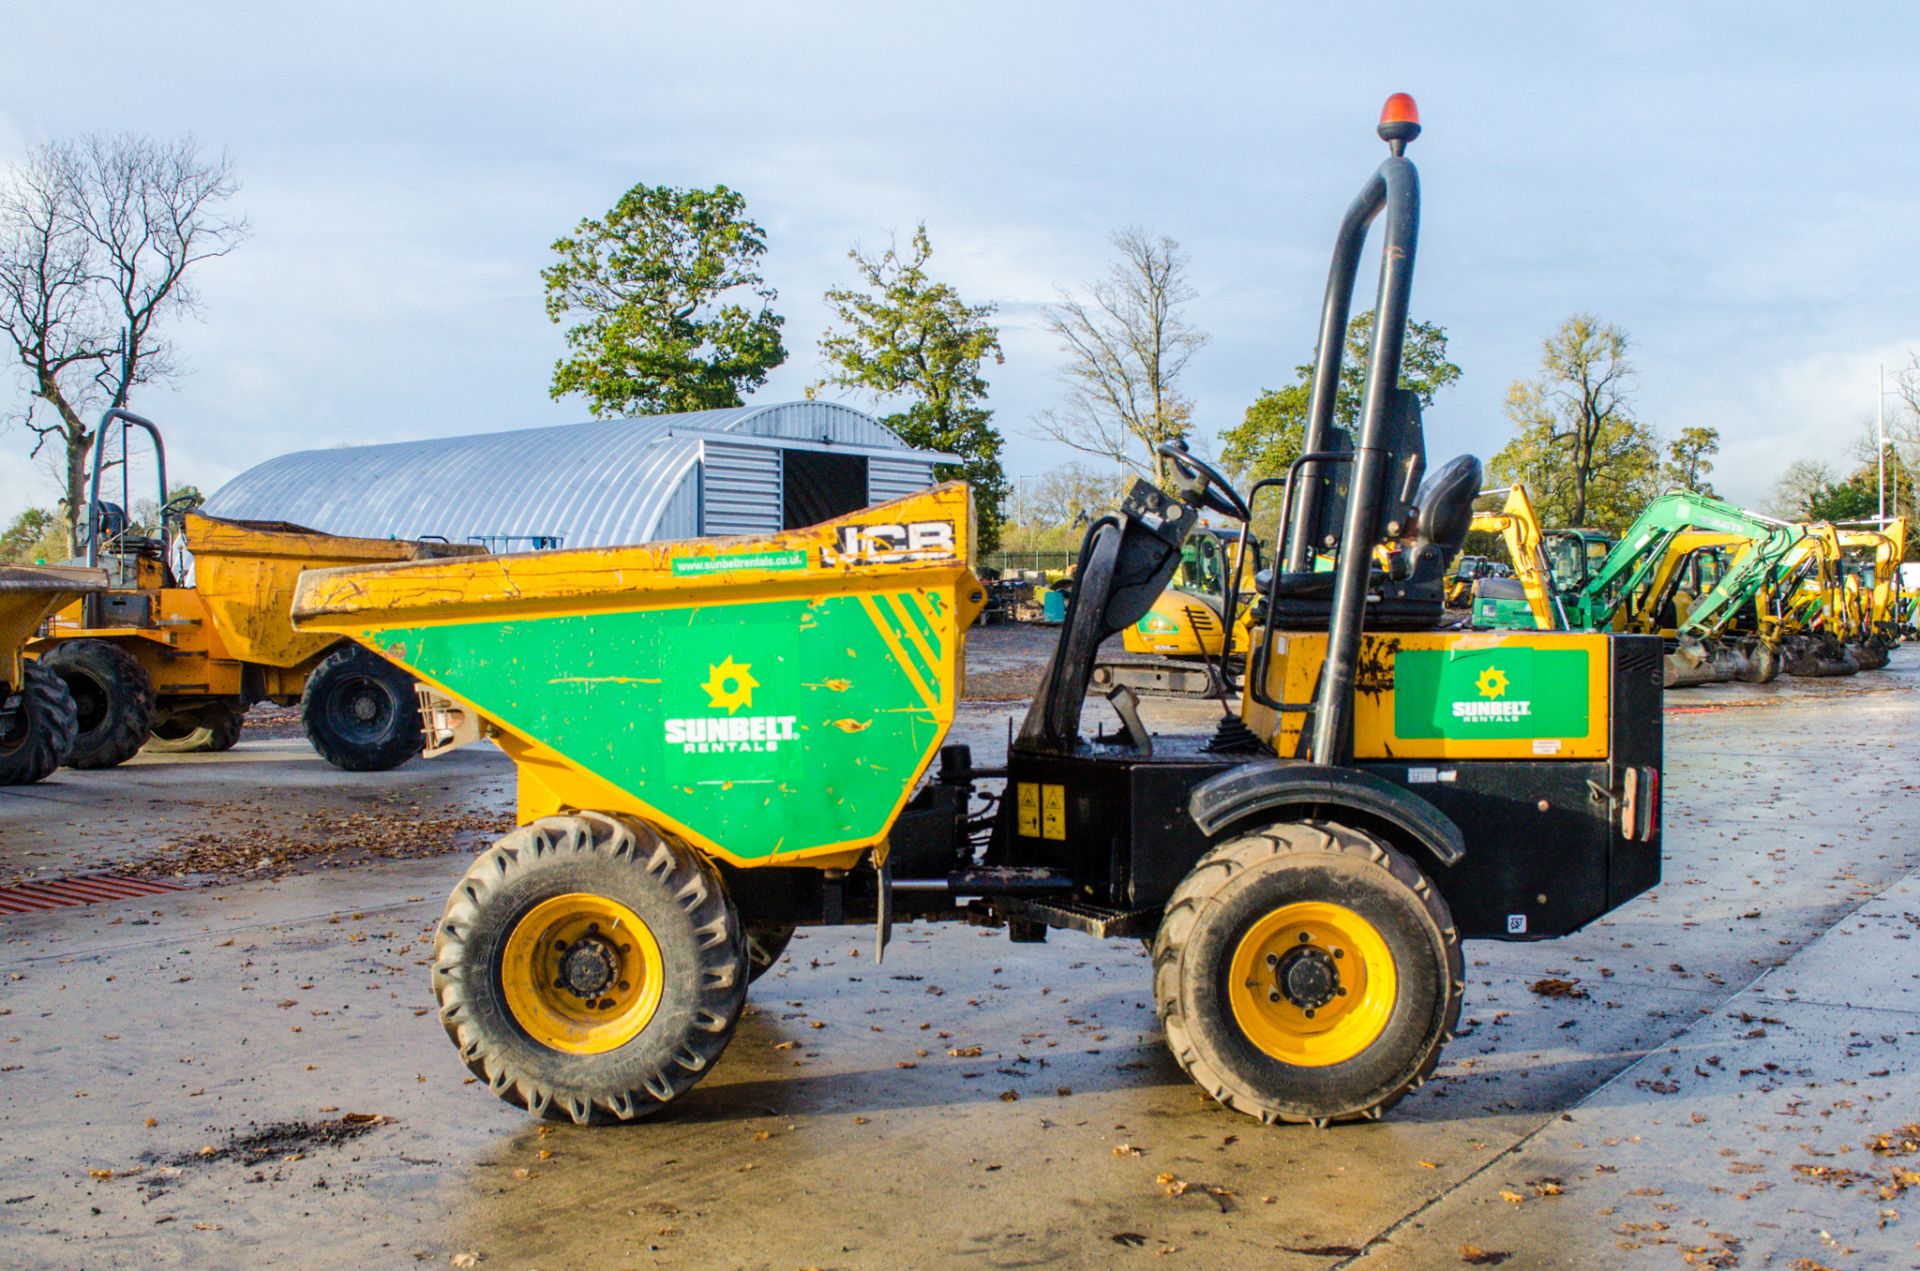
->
[745, 923, 796, 984]
[144, 705, 246, 754]
[0, 661, 80, 785]
[433, 813, 748, 1124]
[1153, 821, 1462, 1126]
[39, 640, 155, 769]
[301, 644, 423, 771]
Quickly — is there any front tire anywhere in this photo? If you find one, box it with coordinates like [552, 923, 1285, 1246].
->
[433, 813, 748, 1124]
[0, 661, 81, 785]
[39, 640, 155, 769]
[301, 644, 423, 771]
[1153, 821, 1462, 1126]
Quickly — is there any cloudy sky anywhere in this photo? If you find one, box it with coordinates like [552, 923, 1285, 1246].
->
[3, 2, 1916, 525]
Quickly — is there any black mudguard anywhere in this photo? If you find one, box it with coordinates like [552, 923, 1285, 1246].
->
[1188, 759, 1465, 867]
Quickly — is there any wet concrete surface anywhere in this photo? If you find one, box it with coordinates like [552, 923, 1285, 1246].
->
[2, 631, 1919, 1269]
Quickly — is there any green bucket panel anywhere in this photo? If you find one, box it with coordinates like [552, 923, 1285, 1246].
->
[368, 591, 951, 859]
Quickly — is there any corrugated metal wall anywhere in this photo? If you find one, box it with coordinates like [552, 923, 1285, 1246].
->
[868, 455, 938, 506]
[721, 401, 908, 450]
[698, 441, 783, 536]
[203, 402, 953, 550]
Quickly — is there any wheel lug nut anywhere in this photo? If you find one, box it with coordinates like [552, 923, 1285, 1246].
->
[1268, 990, 1281, 1003]
[1333, 948, 1344, 959]
[617, 981, 629, 991]
[1304, 1008, 1316, 1019]
[1265, 953, 1279, 967]
[1297, 932, 1310, 943]
[1336, 987, 1347, 996]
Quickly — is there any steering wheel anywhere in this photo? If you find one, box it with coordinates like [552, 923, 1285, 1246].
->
[1155, 441, 1252, 522]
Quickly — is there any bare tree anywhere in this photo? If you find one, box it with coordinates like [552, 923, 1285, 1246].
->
[1034, 228, 1206, 485]
[0, 135, 245, 552]
[1767, 457, 1835, 519]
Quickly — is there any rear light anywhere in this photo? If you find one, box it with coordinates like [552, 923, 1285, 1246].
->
[1621, 766, 1660, 841]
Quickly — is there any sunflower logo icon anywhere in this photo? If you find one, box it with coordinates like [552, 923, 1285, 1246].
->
[1474, 666, 1510, 700]
[702, 656, 759, 714]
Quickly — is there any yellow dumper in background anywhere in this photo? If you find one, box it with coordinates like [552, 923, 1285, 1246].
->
[28, 409, 481, 770]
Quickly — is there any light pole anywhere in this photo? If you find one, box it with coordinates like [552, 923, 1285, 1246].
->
[1879, 364, 1888, 520]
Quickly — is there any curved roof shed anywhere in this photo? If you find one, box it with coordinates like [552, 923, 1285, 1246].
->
[202, 401, 952, 550]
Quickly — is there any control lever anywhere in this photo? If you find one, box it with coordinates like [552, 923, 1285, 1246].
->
[1105, 685, 1152, 757]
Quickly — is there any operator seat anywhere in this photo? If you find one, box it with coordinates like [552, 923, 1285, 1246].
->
[1259, 453, 1482, 631]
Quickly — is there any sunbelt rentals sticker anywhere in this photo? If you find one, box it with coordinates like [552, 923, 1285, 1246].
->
[1393, 647, 1589, 741]
[662, 655, 798, 753]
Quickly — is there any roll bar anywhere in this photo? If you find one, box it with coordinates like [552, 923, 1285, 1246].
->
[1284, 103, 1423, 766]
[84, 407, 169, 569]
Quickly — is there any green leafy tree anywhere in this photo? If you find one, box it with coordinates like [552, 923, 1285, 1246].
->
[1661, 426, 1719, 495]
[1222, 311, 1461, 481]
[1805, 473, 1878, 521]
[0, 506, 61, 563]
[1220, 312, 1460, 539]
[543, 183, 785, 417]
[815, 224, 1009, 550]
[1489, 313, 1657, 531]
[1788, 450, 1914, 525]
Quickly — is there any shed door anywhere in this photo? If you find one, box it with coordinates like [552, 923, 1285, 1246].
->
[783, 449, 869, 530]
[701, 442, 783, 537]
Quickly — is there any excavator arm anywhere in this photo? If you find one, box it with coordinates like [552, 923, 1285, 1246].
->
[1571, 492, 1796, 631]
[1469, 484, 1561, 630]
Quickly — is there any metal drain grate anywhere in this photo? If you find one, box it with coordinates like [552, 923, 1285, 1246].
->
[0, 874, 189, 916]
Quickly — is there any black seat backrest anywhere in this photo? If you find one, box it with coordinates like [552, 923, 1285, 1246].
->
[1403, 453, 1481, 578]
[1265, 451, 1481, 632]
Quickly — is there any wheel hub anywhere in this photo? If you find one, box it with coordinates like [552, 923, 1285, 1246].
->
[558, 935, 618, 998]
[1229, 900, 1397, 1067]
[349, 687, 381, 723]
[1276, 945, 1339, 1010]
[500, 893, 664, 1055]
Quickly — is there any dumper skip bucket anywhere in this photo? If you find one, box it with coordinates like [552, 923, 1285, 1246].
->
[291, 484, 984, 869]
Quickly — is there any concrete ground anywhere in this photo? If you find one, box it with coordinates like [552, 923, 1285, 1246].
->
[2, 628, 1918, 1270]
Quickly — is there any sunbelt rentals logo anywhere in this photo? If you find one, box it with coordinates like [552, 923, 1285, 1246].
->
[663, 655, 798, 754]
[1451, 664, 1532, 724]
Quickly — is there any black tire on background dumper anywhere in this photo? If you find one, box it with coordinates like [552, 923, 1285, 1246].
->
[301, 643, 424, 771]
[38, 638, 155, 770]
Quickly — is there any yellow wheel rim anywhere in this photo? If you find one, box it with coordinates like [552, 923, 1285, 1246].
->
[501, 893, 664, 1055]
[1227, 901, 1397, 1067]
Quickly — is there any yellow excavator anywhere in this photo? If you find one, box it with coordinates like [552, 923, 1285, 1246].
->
[1120, 525, 1261, 658]
[1464, 485, 1561, 630]
[1836, 519, 1908, 655]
